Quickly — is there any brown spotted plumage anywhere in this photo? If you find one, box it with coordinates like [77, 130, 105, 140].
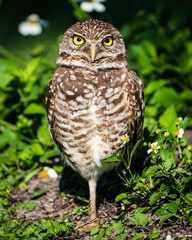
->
[46, 19, 144, 221]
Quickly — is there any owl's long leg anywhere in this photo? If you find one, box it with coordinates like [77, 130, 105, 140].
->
[88, 178, 97, 221]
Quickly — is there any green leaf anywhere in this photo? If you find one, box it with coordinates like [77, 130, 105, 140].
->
[115, 193, 128, 202]
[149, 192, 161, 205]
[150, 87, 183, 105]
[53, 165, 64, 173]
[165, 152, 175, 170]
[160, 150, 175, 170]
[0, 72, 14, 90]
[114, 233, 128, 240]
[15, 201, 36, 211]
[129, 213, 148, 226]
[131, 44, 153, 75]
[145, 106, 159, 117]
[25, 202, 36, 211]
[168, 202, 178, 214]
[31, 143, 44, 156]
[131, 232, 144, 240]
[24, 103, 46, 115]
[30, 188, 49, 199]
[106, 226, 113, 236]
[179, 117, 191, 130]
[0, 128, 17, 149]
[102, 155, 121, 163]
[143, 41, 157, 59]
[0, 197, 8, 206]
[97, 228, 105, 239]
[148, 231, 160, 239]
[0, 58, 19, 72]
[25, 57, 40, 77]
[159, 149, 170, 162]
[159, 105, 177, 132]
[180, 89, 192, 101]
[112, 223, 124, 234]
[159, 214, 173, 224]
[23, 226, 34, 235]
[183, 149, 191, 160]
[144, 165, 161, 178]
[90, 227, 100, 236]
[39, 149, 60, 162]
[37, 124, 52, 146]
[19, 168, 41, 187]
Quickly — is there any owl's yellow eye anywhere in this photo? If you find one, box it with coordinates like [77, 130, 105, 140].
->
[73, 35, 85, 45]
[102, 36, 113, 46]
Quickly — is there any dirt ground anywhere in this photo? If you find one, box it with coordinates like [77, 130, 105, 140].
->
[9, 129, 192, 239]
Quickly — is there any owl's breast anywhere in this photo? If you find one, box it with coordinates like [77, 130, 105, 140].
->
[49, 68, 139, 179]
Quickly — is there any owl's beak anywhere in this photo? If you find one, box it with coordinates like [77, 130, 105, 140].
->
[90, 44, 97, 61]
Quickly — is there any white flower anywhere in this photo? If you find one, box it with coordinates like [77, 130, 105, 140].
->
[80, 0, 106, 13]
[175, 128, 184, 138]
[147, 142, 160, 154]
[18, 14, 48, 36]
[121, 134, 130, 144]
[40, 167, 58, 179]
[166, 234, 174, 240]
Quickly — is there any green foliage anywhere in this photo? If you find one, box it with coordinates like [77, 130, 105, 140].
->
[72, 206, 88, 216]
[0, 49, 59, 194]
[0, 207, 73, 240]
[129, 213, 149, 226]
[116, 117, 192, 227]
[90, 222, 127, 240]
[30, 188, 50, 199]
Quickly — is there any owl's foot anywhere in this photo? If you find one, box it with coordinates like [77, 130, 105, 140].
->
[75, 218, 100, 233]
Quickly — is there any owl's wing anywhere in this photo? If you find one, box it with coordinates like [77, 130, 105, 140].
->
[46, 74, 57, 142]
[126, 68, 145, 146]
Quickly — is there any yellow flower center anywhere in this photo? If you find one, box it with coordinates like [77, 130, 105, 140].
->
[40, 170, 49, 178]
[28, 19, 38, 24]
[175, 130, 180, 136]
[88, 0, 94, 2]
[151, 145, 158, 150]
[123, 136, 129, 142]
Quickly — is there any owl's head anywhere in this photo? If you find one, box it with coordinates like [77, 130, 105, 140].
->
[57, 19, 127, 70]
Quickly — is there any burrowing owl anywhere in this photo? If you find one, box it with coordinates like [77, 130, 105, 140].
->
[46, 19, 144, 221]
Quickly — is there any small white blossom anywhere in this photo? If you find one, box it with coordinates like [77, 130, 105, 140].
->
[166, 234, 174, 240]
[147, 142, 160, 154]
[40, 167, 58, 179]
[121, 134, 130, 145]
[80, 0, 106, 13]
[18, 14, 48, 36]
[175, 128, 184, 138]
